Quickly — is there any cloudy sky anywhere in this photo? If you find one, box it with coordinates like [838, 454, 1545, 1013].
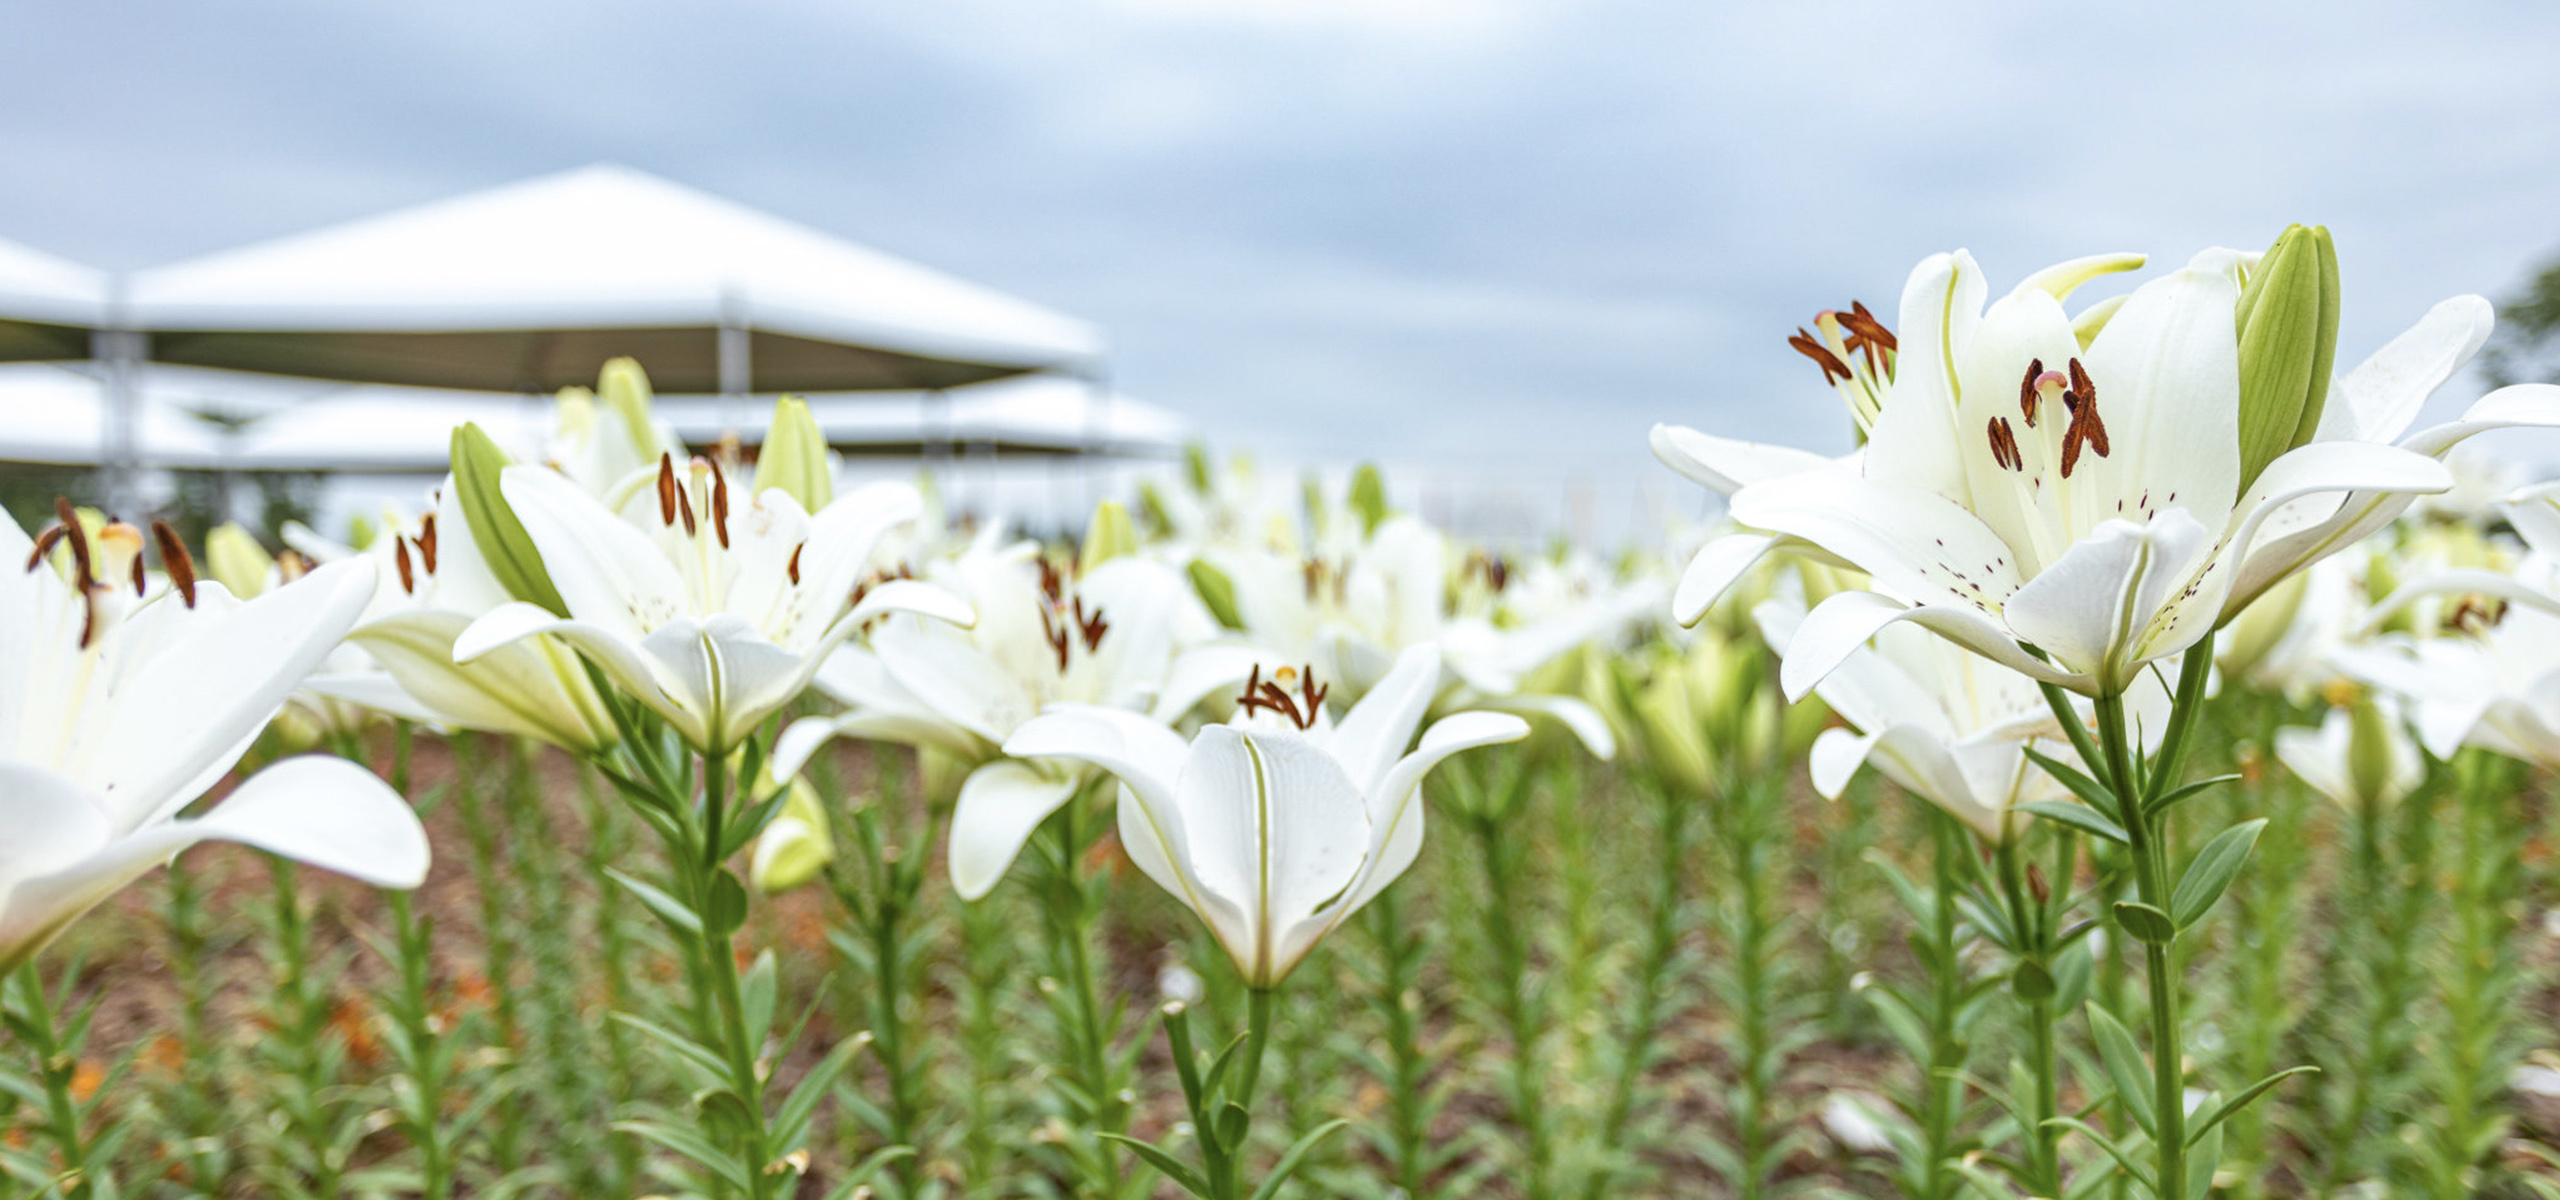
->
[6, 1, 2559, 535]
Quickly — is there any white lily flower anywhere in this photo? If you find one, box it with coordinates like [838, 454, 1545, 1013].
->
[455, 454, 973, 754]
[291, 488, 623, 753]
[2328, 481, 2560, 766]
[2, 510, 429, 973]
[2274, 696, 2422, 812]
[1691, 248, 2471, 699]
[1204, 515, 1633, 756]
[772, 530, 1259, 899]
[1754, 597, 2062, 841]
[1003, 644, 1527, 987]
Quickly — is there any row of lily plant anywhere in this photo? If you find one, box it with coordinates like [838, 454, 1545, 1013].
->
[10, 215, 2560, 1198]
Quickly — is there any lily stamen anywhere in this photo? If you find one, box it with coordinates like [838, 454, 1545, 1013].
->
[54, 498, 95, 589]
[2060, 358, 2111, 477]
[395, 535, 417, 595]
[151, 520, 197, 608]
[1988, 418, 2024, 472]
[655, 453, 679, 527]
[710, 458, 731, 549]
[1236, 663, 1328, 731]
[415, 513, 438, 574]
[26, 522, 63, 572]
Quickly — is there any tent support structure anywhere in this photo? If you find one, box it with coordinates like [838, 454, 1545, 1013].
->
[717, 294, 751, 428]
[95, 283, 146, 516]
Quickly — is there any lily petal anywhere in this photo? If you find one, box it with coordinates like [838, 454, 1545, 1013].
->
[2002, 511, 2213, 689]
[1674, 533, 1780, 626]
[1781, 589, 2080, 702]
[1648, 424, 1838, 497]
[1181, 726, 1368, 984]
[946, 760, 1082, 901]
[2329, 295, 2493, 445]
[1327, 643, 1441, 798]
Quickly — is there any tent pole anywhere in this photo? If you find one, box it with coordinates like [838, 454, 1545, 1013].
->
[96, 275, 145, 517]
[718, 292, 750, 431]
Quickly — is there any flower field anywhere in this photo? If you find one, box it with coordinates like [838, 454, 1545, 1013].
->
[15, 230, 2560, 1200]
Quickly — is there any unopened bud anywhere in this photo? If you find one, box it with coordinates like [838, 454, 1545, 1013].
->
[1348, 463, 1389, 537]
[2234, 224, 2341, 494]
[752, 395, 833, 512]
[205, 522, 275, 599]
[1080, 500, 1138, 568]
[450, 423, 568, 616]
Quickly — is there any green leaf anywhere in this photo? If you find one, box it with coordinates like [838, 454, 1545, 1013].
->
[612, 1014, 731, 1081]
[2146, 772, 2241, 817]
[776, 1035, 868, 1150]
[1098, 1134, 1212, 1198]
[2113, 900, 2177, 946]
[1250, 1119, 1352, 1200]
[2171, 819, 2267, 928]
[2017, 799, 2130, 846]
[2186, 1066, 2318, 1145]
[740, 950, 779, 1048]
[2022, 745, 2125, 821]
[449, 423, 568, 616]
[2187, 1121, 2222, 1200]
[2010, 958, 2055, 1004]
[2086, 1002, 2157, 1140]
[604, 868, 703, 936]
[2041, 1117, 2157, 1194]
[705, 869, 751, 938]
[819, 1147, 918, 1200]
[613, 1118, 751, 1191]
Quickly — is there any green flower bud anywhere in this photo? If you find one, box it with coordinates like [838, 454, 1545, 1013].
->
[1081, 500, 1139, 568]
[1187, 558, 1245, 630]
[597, 356, 663, 463]
[1635, 666, 1712, 794]
[753, 395, 833, 512]
[2345, 695, 2399, 812]
[1184, 442, 1213, 494]
[2220, 567, 2310, 679]
[347, 513, 378, 552]
[450, 423, 569, 616]
[2234, 224, 2341, 494]
[204, 522, 275, 598]
[749, 777, 835, 895]
[1349, 463, 1389, 537]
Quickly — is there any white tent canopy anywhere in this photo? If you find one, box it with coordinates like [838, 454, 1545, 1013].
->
[120, 164, 1105, 394]
[0, 367, 1187, 474]
[0, 237, 105, 364]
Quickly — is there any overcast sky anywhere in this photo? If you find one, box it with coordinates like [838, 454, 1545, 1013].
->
[6, 1, 2560, 534]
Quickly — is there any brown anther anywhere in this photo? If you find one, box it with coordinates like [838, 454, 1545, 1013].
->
[1074, 597, 1109, 654]
[656, 453, 679, 527]
[1841, 300, 1897, 354]
[2449, 595, 2511, 636]
[1987, 417, 2024, 472]
[1789, 329, 1853, 386]
[277, 549, 312, 582]
[2059, 358, 2110, 478]
[710, 459, 731, 549]
[1037, 558, 1065, 604]
[786, 543, 803, 586]
[26, 522, 64, 572]
[129, 550, 145, 597]
[1235, 662, 1327, 731]
[1039, 605, 1074, 673]
[151, 521, 197, 608]
[2018, 359, 2044, 428]
[2027, 863, 2051, 905]
[676, 477, 697, 537]
[394, 535, 417, 595]
[54, 499, 95, 588]
[416, 513, 438, 574]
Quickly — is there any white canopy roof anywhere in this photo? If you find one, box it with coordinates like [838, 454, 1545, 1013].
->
[122, 164, 1105, 393]
[0, 367, 1186, 474]
[0, 364, 230, 467]
[0, 237, 106, 363]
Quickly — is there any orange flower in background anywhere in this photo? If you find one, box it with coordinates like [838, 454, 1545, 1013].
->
[69, 1059, 104, 1103]
[141, 1034, 185, 1078]
[331, 996, 384, 1066]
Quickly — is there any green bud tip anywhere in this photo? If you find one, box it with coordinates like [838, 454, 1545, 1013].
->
[753, 395, 833, 512]
[450, 423, 569, 617]
[2233, 223, 2341, 494]
[1349, 464, 1389, 537]
[1080, 500, 1138, 568]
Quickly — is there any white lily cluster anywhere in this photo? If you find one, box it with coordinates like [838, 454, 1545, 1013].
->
[2, 504, 429, 973]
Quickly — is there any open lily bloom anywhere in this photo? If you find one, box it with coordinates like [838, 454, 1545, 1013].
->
[289, 491, 620, 752]
[2275, 696, 2422, 812]
[1754, 597, 2063, 841]
[455, 456, 973, 754]
[2328, 482, 2560, 765]
[2, 511, 429, 973]
[1205, 515, 1630, 757]
[1004, 644, 1527, 987]
[1693, 247, 2467, 699]
[771, 529, 1258, 899]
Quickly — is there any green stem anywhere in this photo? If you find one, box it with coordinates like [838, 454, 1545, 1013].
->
[1918, 808, 1966, 1200]
[1036, 791, 1127, 1198]
[1361, 886, 1437, 1199]
[11, 966, 96, 1200]
[1583, 772, 1693, 1200]
[1464, 801, 1555, 1200]
[2095, 681, 2190, 1200]
[1995, 837, 2061, 1196]
[1225, 987, 1278, 1197]
[696, 748, 777, 1200]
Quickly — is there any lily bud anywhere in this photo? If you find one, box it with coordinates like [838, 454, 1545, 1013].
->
[2220, 567, 2310, 680]
[753, 395, 833, 512]
[450, 423, 569, 617]
[1184, 442, 1213, 493]
[1080, 500, 1138, 568]
[749, 777, 835, 894]
[1186, 558, 1245, 630]
[2364, 549, 2414, 637]
[2344, 695, 2398, 812]
[597, 356, 664, 463]
[1349, 464, 1389, 537]
[205, 522, 276, 598]
[2233, 224, 2341, 494]
[1634, 666, 1713, 794]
